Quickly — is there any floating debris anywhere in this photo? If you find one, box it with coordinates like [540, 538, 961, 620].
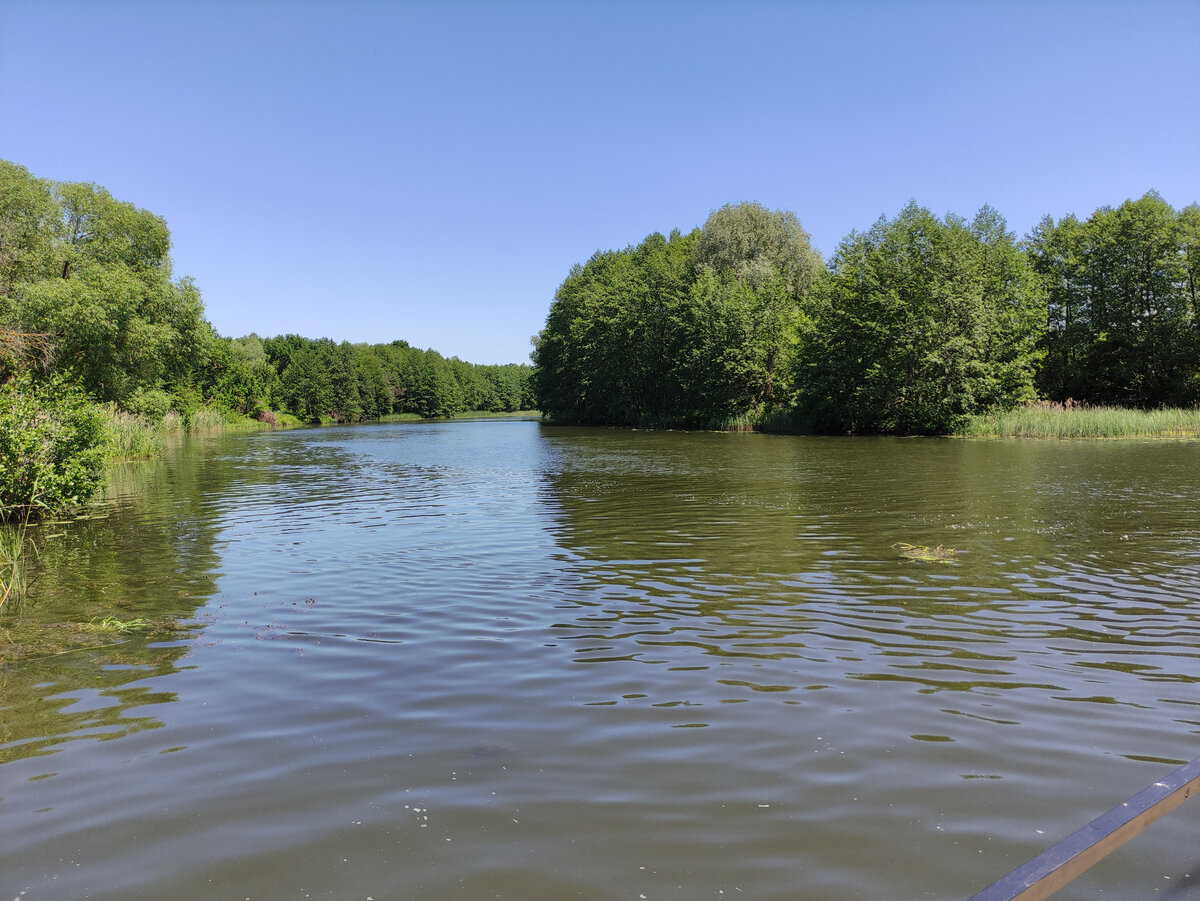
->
[893, 542, 958, 564]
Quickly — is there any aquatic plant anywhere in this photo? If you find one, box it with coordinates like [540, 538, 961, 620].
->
[0, 519, 32, 608]
[99, 405, 167, 460]
[88, 615, 152, 633]
[893, 542, 958, 564]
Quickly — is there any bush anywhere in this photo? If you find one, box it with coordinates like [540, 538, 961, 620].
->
[0, 374, 105, 521]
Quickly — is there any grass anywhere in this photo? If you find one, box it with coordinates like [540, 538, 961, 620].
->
[959, 403, 1200, 438]
[99, 405, 297, 464]
[0, 520, 33, 609]
[100, 405, 168, 460]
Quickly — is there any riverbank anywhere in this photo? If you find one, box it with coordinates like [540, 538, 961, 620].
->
[99, 406, 304, 463]
[379, 409, 541, 423]
[957, 404, 1200, 438]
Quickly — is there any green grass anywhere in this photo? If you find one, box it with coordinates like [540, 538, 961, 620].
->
[959, 403, 1200, 438]
[0, 521, 32, 609]
[99, 405, 166, 460]
[99, 405, 297, 463]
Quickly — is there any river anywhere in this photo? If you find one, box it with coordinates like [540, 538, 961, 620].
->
[2, 420, 1197, 899]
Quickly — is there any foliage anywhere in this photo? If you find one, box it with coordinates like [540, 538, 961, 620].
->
[796, 203, 1044, 433]
[695, 201, 824, 296]
[0, 374, 105, 521]
[1028, 193, 1199, 407]
[533, 206, 823, 427]
[0, 171, 216, 405]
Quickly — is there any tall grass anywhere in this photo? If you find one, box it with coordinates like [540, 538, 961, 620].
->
[99, 406, 166, 460]
[959, 403, 1200, 438]
[98, 405, 286, 463]
[0, 518, 34, 609]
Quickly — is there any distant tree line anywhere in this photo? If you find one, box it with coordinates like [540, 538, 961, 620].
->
[533, 194, 1199, 433]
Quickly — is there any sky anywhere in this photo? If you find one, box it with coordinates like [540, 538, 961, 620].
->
[1, 1, 1198, 365]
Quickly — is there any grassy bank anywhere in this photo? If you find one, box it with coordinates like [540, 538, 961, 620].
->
[99, 405, 301, 463]
[959, 403, 1200, 438]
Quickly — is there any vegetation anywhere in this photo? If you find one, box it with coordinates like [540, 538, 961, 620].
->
[532, 203, 823, 427]
[0, 373, 105, 521]
[0, 520, 31, 607]
[959, 402, 1200, 439]
[894, 543, 959, 564]
[534, 194, 1198, 434]
[798, 204, 1044, 433]
[1029, 193, 1200, 407]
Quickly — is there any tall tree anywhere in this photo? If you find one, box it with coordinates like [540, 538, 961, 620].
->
[798, 203, 1043, 433]
[1028, 192, 1195, 406]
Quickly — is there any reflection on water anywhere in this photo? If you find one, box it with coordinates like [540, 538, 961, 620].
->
[1, 422, 1197, 900]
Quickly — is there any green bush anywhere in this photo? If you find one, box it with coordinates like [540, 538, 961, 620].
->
[0, 374, 105, 521]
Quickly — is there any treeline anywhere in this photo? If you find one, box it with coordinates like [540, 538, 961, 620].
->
[533, 194, 1199, 433]
[0, 158, 532, 424]
[224, 335, 534, 422]
[0, 160, 531, 518]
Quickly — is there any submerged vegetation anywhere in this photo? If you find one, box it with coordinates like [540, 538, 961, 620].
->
[894, 543, 959, 564]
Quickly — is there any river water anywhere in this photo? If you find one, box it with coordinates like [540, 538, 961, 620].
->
[1, 420, 1197, 900]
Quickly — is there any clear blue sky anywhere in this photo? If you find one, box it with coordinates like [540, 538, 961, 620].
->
[2, 0, 1197, 364]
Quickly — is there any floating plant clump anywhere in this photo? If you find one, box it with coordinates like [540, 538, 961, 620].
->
[893, 542, 959, 564]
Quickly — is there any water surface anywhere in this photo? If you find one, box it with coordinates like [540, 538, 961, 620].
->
[2, 421, 1197, 899]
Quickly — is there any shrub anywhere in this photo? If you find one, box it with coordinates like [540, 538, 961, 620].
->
[0, 374, 105, 521]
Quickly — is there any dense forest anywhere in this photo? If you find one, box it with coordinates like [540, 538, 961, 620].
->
[533, 195, 1200, 433]
[0, 160, 532, 518]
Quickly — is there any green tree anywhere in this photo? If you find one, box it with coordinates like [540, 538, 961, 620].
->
[1028, 193, 1196, 405]
[2, 176, 214, 405]
[0, 161, 62, 298]
[799, 202, 1043, 433]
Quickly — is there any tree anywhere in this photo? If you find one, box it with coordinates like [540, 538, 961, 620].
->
[798, 203, 1044, 433]
[1028, 193, 1196, 406]
[2, 175, 214, 405]
[0, 161, 62, 298]
[695, 202, 824, 297]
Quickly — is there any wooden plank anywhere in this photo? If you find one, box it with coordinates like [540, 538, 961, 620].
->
[968, 757, 1200, 901]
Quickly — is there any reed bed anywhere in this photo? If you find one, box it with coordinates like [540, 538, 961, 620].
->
[0, 521, 32, 609]
[959, 404, 1200, 439]
[99, 406, 166, 460]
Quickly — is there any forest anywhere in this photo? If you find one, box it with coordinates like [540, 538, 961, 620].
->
[0, 160, 532, 519]
[533, 196, 1200, 433]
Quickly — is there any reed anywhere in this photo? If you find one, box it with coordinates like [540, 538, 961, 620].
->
[98, 406, 166, 461]
[189, 408, 236, 431]
[0, 520, 32, 609]
[959, 404, 1200, 439]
